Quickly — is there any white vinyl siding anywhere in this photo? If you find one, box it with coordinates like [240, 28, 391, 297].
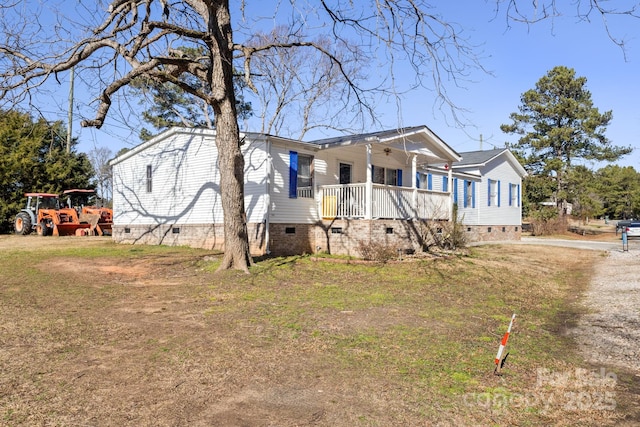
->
[451, 176, 480, 224]
[111, 129, 268, 226]
[476, 161, 522, 226]
[270, 144, 321, 223]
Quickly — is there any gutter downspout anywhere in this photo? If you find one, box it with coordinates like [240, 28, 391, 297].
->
[264, 137, 272, 255]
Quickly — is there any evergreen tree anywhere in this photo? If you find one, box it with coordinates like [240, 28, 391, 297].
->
[501, 66, 631, 215]
[595, 165, 640, 220]
[566, 165, 604, 221]
[0, 110, 94, 233]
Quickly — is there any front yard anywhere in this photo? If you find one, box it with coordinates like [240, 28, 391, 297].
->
[0, 235, 637, 426]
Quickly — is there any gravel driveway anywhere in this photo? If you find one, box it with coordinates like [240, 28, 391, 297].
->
[569, 248, 640, 374]
[477, 237, 640, 374]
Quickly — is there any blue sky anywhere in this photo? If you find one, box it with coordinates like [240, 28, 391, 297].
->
[36, 2, 639, 169]
[379, 2, 640, 167]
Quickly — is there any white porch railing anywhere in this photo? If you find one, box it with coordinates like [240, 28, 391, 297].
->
[297, 186, 314, 198]
[320, 184, 366, 218]
[320, 183, 450, 220]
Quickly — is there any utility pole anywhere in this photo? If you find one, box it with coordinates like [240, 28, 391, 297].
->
[66, 66, 74, 154]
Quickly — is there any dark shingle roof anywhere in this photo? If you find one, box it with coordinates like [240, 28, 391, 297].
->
[454, 148, 507, 167]
[306, 126, 429, 146]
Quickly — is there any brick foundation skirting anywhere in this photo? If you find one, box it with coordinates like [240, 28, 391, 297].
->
[463, 225, 522, 242]
[112, 221, 521, 257]
[112, 223, 267, 254]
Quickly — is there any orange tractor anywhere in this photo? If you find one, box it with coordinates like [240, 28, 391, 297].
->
[14, 193, 93, 236]
[62, 189, 113, 236]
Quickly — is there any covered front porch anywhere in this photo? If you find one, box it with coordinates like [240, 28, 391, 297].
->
[314, 132, 459, 221]
[319, 183, 451, 220]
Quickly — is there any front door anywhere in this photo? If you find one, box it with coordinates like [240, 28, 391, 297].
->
[339, 162, 352, 185]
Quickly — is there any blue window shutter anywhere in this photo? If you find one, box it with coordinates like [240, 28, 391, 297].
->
[488, 179, 491, 206]
[397, 169, 402, 186]
[453, 178, 458, 204]
[508, 183, 513, 206]
[517, 184, 521, 207]
[472, 182, 476, 208]
[427, 174, 432, 190]
[416, 172, 420, 188]
[289, 151, 298, 198]
[442, 176, 448, 192]
[463, 180, 468, 208]
[497, 180, 501, 207]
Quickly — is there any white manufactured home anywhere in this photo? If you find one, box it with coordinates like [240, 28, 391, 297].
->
[425, 149, 528, 241]
[109, 127, 526, 256]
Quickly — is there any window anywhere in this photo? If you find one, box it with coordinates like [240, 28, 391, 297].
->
[488, 179, 501, 207]
[372, 165, 385, 184]
[463, 180, 475, 208]
[285, 227, 296, 234]
[509, 183, 520, 207]
[146, 165, 153, 193]
[289, 151, 314, 198]
[297, 154, 313, 197]
[339, 162, 352, 185]
[442, 176, 448, 192]
[373, 166, 402, 186]
[417, 172, 433, 190]
[465, 181, 472, 207]
[385, 168, 397, 186]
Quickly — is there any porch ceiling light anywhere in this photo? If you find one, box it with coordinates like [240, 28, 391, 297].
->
[383, 147, 391, 156]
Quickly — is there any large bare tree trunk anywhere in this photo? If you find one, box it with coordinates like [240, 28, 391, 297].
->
[208, 0, 252, 272]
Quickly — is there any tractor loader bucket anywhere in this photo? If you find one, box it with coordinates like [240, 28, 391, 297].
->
[78, 213, 112, 236]
[95, 222, 112, 236]
[53, 222, 92, 237]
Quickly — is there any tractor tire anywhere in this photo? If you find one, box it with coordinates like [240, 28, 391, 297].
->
[14, 212, 32, 235]
[36, 221, 50, 236]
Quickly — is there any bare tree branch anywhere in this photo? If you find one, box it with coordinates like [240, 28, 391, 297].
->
[0, 0, 637, 270]
[497, 0, 640, 58]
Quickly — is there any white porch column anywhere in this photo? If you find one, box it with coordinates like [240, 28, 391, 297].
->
[365, 144, 372, 220]
[447, 162, 454, 221]
[411, 155, 418, 218]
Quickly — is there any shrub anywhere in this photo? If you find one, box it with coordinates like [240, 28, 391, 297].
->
[418, 205, 467, 251]
[527, 206, 567, 236]
[529, 216, 567, 236]
[356, 239, 400, 262]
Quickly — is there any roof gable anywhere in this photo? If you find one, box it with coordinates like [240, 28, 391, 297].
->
[308, 125, 461, 163]
[453, 148, 527, 177]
